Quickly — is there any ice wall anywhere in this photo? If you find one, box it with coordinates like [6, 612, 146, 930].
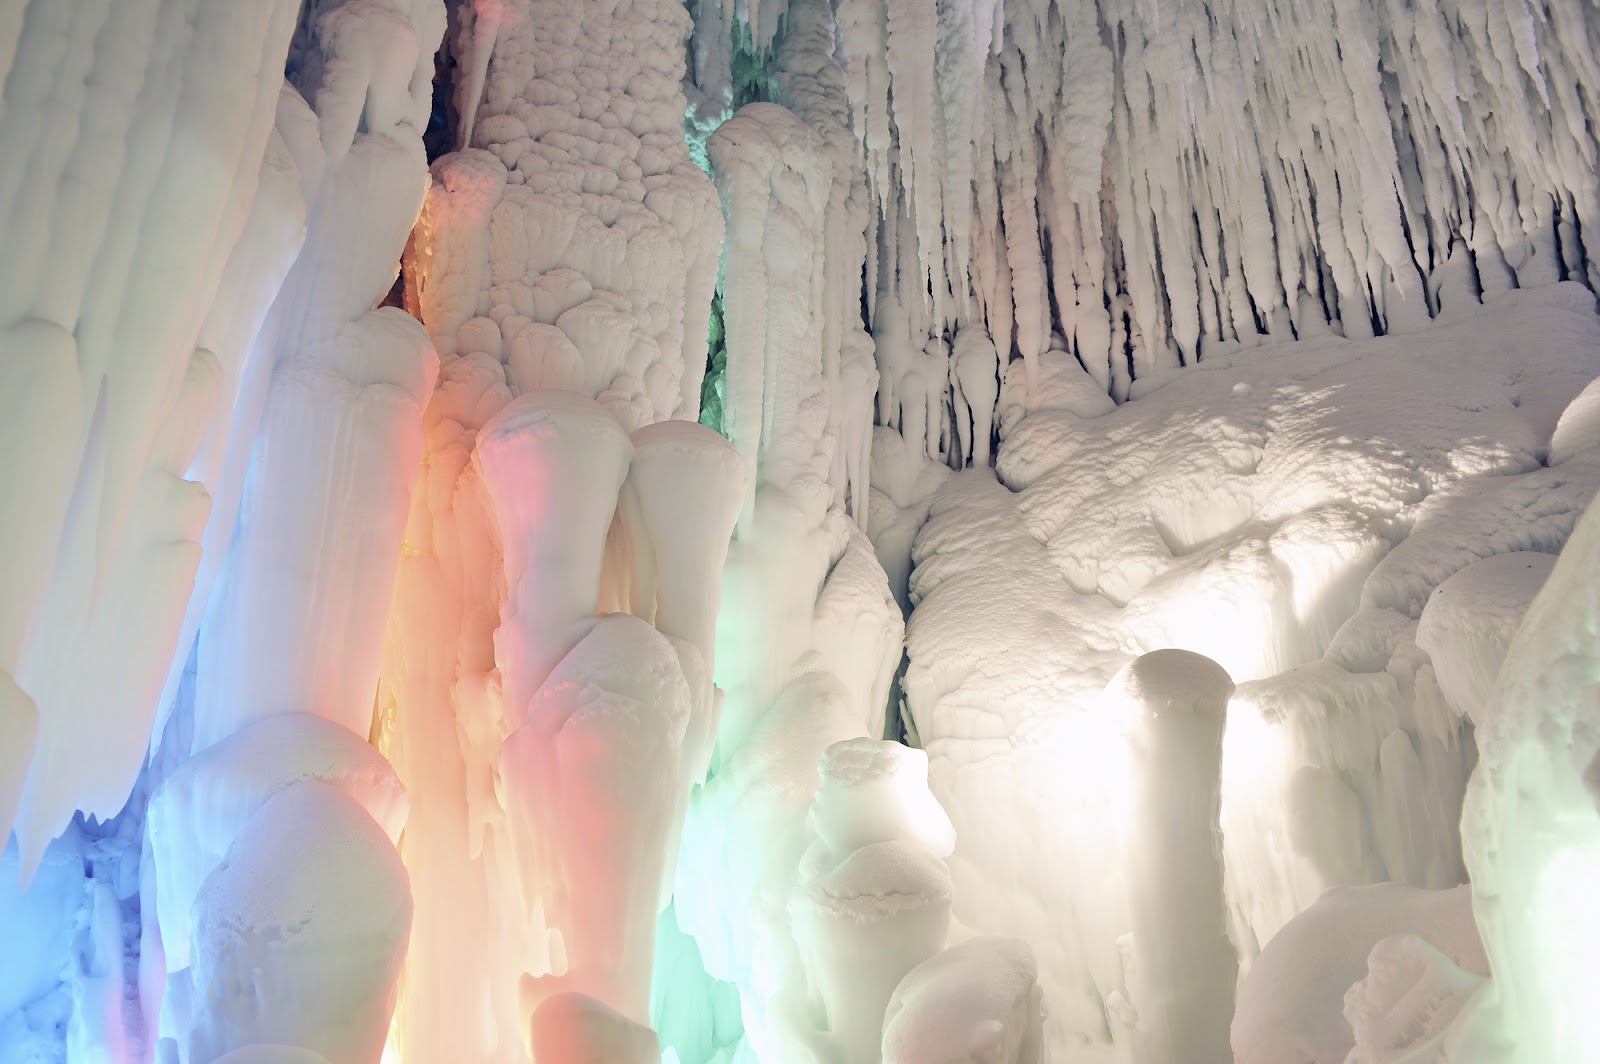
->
[1453, 454, 1600, 1061]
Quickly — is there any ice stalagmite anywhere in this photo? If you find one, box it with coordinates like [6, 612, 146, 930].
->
[1110, 651, 1237, 1064]
[789, 739, 956, 1062]
[380, 0, 728, 1056]
[178, 782, 412, 1064]
[504, 615, 689, 1026]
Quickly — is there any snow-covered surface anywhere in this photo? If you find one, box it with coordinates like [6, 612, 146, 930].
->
[905, 283, 1600, 1058]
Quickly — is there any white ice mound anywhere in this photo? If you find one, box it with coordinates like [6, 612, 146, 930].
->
[1549, 374, 1600, 466]
[1231, 884, 1485, 1064]
[882, 937, 1047, 1064]
[1416, 552, 1555, 725]
[183, 781, 412, 1064]
[147, 713, 407, 971]
[527, 991, 660, 1064]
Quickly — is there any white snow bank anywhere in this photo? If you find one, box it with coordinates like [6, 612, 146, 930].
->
[1415, 552, 1554, 726]
[905, 284, 1600, 1056]
[1231, 884, 1485, 1064]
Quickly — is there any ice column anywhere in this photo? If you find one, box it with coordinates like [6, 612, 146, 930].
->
[147, 3, 444, 1059]
[188, 0, 443, 754]
[380, 0, 726, 1053]
[1110, 650, 1237, 1064]
[672, 93, 905, 1061]
[474, 393, 634, 716]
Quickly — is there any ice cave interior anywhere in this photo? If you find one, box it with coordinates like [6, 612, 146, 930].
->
[2, 0, 1600, 1061]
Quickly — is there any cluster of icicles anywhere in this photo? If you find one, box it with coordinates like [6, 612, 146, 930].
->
[697, 0, 1600, 412]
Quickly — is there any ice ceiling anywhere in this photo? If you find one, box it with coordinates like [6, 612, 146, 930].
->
[1, 0, 1599, 1061]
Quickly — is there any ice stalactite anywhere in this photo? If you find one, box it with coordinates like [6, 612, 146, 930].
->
[0, 0, 305, 878]
[1110, 651, 1237, 1064]
[379, 2, 734, 1058]
[830, 0, 1600, 436]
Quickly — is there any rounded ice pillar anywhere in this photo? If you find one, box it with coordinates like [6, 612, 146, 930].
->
[622, 419, 745, 789]
[473, 390, 634, 719]
[1109, 649, 1237, 1064]
[790, 842, 954, 1061]
[623, 420, 745, 679]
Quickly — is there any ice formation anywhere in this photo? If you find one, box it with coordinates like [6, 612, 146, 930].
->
[4, 0, 1600, 1062]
